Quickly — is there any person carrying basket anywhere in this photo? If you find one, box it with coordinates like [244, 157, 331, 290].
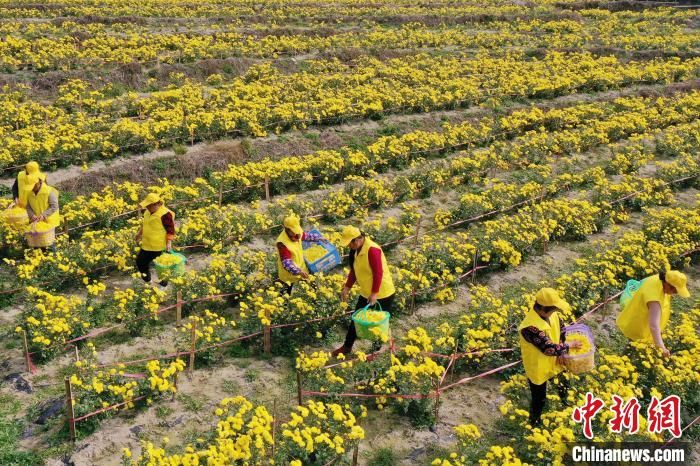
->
[616, 270, 690, 358]
[519, 288, 583, 427]
[332, 225, 395, 357]
[275, 215, 326, 295]
[134, 193, 176, 287]
[24, 172, 60, 252]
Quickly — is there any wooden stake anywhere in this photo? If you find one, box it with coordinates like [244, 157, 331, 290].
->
[352, 416, 362, 466]
[65, 377, 76, 443]
[172, 372, 178, 401]
[271, 398, 278, 458]
[218, 183, 224, 207]
[22, 330, 31, 373]
[74, 345, 80, 363]
[352, 443, 359, 466]
[176, 290, 183, 327]
[296, 371, 303, 406]
[263, 309, 272, 355]
[541, 185, 548, 255]
[189, 320, 197, 375]
[264, 176, 271, 202]
[471, 248, 478, 284]
[602, 289, 609, 319]
[409, 287, 417, 314]
[433, 386, 441, 426]
[413, 217, 422, 247]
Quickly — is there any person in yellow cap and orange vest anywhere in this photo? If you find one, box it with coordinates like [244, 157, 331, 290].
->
[332, 225, 395, 357]
[617, 270, 690, 357]
[13, 161, 46, 207]
[24, 173, 61, 251]
[134, 193, 176, 286]
[519, 288, 582, 427]
[276, 215, 326, 294]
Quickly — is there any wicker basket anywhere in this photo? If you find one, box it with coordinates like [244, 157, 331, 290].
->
[562, 323, 596, 375]
[26, 223, 56, 248]
[3, 206, 29, 228]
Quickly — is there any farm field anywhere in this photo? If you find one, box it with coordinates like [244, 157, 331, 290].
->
[0, 0, 699, 465]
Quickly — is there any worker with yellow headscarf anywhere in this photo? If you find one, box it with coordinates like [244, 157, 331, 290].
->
[276, 215, 325, 294]
[519, 288, 582, 427]
[617, 270, 690, 357]
[332, 225, 395, 357]
[134, 193, 175, 286]
[12, 161, 46, 207]
[23, 172, 61, 252]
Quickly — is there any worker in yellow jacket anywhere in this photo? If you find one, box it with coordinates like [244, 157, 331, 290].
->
[616, 270, 690, 357]
[275, 215, 325, 294]
[519, 288, 582, 427]
[24, 173, 60, 252]
[13, 161, 46, 207]
[332, 225, 395, 357]
[134, 193, 175, 287]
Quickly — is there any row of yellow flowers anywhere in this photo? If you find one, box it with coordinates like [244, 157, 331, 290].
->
[1, 0, 693, 28]
[68, 346, 186, 435]
[1, 50, 698, 168]
[1, 11, 697, 71]
[120, 396, 365, 466]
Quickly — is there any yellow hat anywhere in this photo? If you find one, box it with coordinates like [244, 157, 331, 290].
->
[340, 225, 362, 247]
[535, 288, 571, 313]
[665, 270, 690, 298]
[24, 173, 41, 190]
[283, 215, 303, 235]
[139, 192, 162, 208]
[25, 161, 40, 174]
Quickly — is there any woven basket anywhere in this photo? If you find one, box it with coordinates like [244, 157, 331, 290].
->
[26, 223, 56, 248]
[3, 206, 29, 228]
[562, 323, 595, 375]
